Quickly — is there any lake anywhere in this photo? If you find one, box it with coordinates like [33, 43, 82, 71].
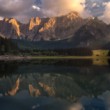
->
[0, 59, 110, 110]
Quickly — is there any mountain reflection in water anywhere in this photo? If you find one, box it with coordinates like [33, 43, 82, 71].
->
[0, 59, 110, 110]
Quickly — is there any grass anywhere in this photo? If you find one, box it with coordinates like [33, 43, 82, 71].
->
[29, 56, 110, 60]
[0, 55, 110, 61]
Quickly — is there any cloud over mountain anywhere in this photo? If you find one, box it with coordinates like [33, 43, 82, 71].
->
[99, 2, 110, 24]
[0, 0, 34, 22]
[40, 0, 90, 17]
[0, 0, 109, 23]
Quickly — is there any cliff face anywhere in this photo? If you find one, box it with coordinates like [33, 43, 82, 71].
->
[72, 18, 110, 49]
[9, 18, 21, 36]
[29, 11, 84, 41]
[29, 17, 41, 30]
[0, 11, 85, 41]
[0, 11, 110, 49]
[0, 18, 21, 39]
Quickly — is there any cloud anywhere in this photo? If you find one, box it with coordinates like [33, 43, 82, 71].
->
[0, 0, 35, 22]
[99, 2, 110, 24]
[40, 0, 90, 17]
[32, 5, 40, 11]
[0, 0, 90, 23]
[92, 3, 100, 8]
[0, 0, 32, 15]
[0, 0, 109, 24]
[0, 16, 3, 20]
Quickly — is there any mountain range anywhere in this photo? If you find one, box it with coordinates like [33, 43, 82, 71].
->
[0, 11, 110, 50]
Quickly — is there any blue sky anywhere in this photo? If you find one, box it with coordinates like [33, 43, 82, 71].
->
[0, 0, 110, 23]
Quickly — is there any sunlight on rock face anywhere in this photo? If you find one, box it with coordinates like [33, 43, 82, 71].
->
[39, 82, 55, 96]
[29, 17, 41, 30]
[9, 18, 21, 36]
[39, 18, 56, 33]
[66, 11, 80, 20]
[4, 18, 9, 22]
[29, 84, 41, 97]
[68, 103, 84, 110]
[7, 78, 20, 96]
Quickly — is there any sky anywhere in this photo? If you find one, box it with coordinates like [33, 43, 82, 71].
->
[0, 0, 110, 23]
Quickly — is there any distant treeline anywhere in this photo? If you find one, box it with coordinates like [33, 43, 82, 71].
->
[0, 38, 92, 56]
[0, 37, 110, 56]
[0, 37, 19, 55]
[20, 48, 92, 56]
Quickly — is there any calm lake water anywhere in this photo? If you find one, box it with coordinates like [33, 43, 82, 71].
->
[0, 59, 110, 110]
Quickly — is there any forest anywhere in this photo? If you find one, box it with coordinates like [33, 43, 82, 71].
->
[0, 36, 109, 57]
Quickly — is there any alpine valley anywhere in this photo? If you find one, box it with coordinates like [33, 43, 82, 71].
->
[0, 11, 110, 51]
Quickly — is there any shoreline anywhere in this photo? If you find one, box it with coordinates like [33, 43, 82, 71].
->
[0, 55, 31, 61]
[0, 55, 110, 61]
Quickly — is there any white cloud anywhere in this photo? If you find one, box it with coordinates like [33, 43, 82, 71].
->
[0, 0, 36, 22]
[0, 16, 3, 20]
[32, 5, 40, 11]
[99, 2, 110, 24]
[0, 0, 91, 22]
[92, 3, 97, 7]
[1, 0, 110, 23]
[92, 2, 100, 8]
[40, 0, 90, 18]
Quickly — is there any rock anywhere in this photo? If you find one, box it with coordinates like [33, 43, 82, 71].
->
[29, 17, 41, 30]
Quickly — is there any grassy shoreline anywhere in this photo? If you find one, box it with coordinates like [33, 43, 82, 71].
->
[0, 55, 110, 61]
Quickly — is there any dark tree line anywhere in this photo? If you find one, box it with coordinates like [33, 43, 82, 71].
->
[20, 48, 92, 56]
[53, 48, 92, 56]
[0, 36, 92, 56]
[0, 37, 19, 55]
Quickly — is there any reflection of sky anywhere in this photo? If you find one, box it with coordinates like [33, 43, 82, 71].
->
[98, 91, 110, 110]
[0, 91, 109, 110]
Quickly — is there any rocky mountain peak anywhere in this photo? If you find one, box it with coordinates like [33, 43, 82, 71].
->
[39, 18, 56, 33]
[66, 11, 80, 20]
[8, 18, 21, 36]
[29, 17, 41, 30]
[1, 11, 110, 49]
